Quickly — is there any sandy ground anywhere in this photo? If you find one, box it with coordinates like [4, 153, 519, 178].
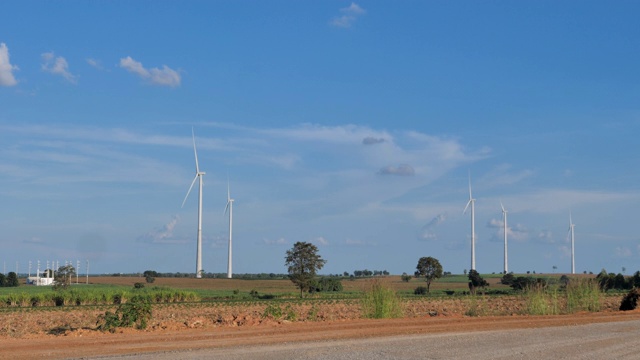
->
[2, 310, 640, 359]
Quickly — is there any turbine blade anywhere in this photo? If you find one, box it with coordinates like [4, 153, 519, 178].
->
[468, 172, 473, 199]
[182, 175, 198, 208]
[227, 179, 231, 202]
[463, 199, 472, 214]
[224, 201, 229, 215]
[500, 201, 505, 213]
[192, 128, 200, 173]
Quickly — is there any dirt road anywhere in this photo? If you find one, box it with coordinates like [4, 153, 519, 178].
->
[2, 311, 640, 359]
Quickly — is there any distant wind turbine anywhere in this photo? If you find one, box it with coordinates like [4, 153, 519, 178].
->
[224, 179, 234, 279]
[501, 201, 508, 274]
[463, 175, 476, 271]
[569, 213, 575, 274]
[182, 129, 205, 279]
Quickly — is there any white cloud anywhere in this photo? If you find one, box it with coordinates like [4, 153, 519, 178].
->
[41, 52, 77, 83]
[342, 2, 365, 15]
[137, 215, 185, 244]
[119, 56, 181, 87]
[487, 218, 530, 242]
[330, 2, 366, 28]
[314, 236, 329, 246]
[86, 58, 104, 70]
[0, 43, 18, 86]
[614, 246, 632, 258]
[419, 214, 446, 241]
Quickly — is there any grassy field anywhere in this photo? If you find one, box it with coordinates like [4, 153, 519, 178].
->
[0, 273, 598, 304]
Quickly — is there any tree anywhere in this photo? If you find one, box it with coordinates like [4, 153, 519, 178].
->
[467, 270, 488, 295]
[414, 257, 443, 293]
[0, 273, 6, 287]
[285, 241, 327, 298]
[53, 265, 76, 291]
[6, 272, 19, 287]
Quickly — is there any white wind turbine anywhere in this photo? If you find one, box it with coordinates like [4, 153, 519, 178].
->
[501, 202, 508, 274]
[182, 129, 205, 279]
[569, 213, 575, 274]
[224, 179, 234, 279]
[463, 175, 476, 271]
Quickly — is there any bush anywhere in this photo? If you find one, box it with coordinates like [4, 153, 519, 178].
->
[620, 288, 640, 311]
[133, 282, 145, 289]
[414, 286, 428, 295]
[97, 295, 152, 332]
[401, 273, 412, 282]
[145, 276, 156, 284]
[361, 279, 403, 319]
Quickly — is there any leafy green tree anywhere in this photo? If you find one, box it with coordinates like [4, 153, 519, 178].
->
[401, 273, 412, 282]
[468, 269, 488, 295]
[6, 272, 19, 287]
[414, 257, 443, 293]
[285, 241, 327, 298]
[53, 265, 75, 291]
[500, 273, 515, 286]
[0, 273, 6, 287]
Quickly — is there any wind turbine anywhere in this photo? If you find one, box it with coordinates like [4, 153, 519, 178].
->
[224, 178, 234, 279]
[501, 201, 508, 274]
[182, 129, 205, 279]
[569, 213, 575, 274]
[463, 175, 476, 271]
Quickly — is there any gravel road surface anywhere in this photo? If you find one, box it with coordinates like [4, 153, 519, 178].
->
[107, 319, 640, 360]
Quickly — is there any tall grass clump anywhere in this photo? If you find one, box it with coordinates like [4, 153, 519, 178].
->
[566, 278, 601, 313]
[361, 279, 403, 319]
[523, 284, 560, 315]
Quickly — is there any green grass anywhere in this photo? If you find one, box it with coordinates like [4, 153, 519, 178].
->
[361, 279, 403, 319]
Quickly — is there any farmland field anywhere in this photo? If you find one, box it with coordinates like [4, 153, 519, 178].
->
[0, 274, 637, 359]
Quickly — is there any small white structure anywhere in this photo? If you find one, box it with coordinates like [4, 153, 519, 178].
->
[26, 270, 54, 286]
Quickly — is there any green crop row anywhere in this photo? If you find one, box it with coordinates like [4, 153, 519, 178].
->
[0, 287, 199, 308]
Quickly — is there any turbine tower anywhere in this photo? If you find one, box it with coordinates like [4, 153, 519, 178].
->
[182, 129, 205, 279]
[569, 213, 575, 274]
[463, 175, 476, 271]
[501, 202, 508, 274]
[224, 179, 234, 279]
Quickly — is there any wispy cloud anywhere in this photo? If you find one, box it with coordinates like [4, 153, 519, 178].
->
[86, 58, 105, 71]
[313, 236, 329, 246]
[487, 218, 530, 242]
[120, 56, 181, 87]
[614, 246, 632, 258]
[137, 215, 184, 244]
[378, 164, 415, 176]
[41, 52, 77, 83]
[419, 214, 446, 241]
[330, 2, 366, 28]
[0, 43, 19, 86]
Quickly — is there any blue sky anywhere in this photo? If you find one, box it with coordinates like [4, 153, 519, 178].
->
[1, 1, 639, 276]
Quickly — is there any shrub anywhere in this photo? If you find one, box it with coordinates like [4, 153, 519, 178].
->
[620, 288, 640, 311]
[361, 279, 403, 319]
[401, 273, 412, 282]
[414, 286, 428, 295]
[97, 295, 152, 332]
[133, 282, 145, 289]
